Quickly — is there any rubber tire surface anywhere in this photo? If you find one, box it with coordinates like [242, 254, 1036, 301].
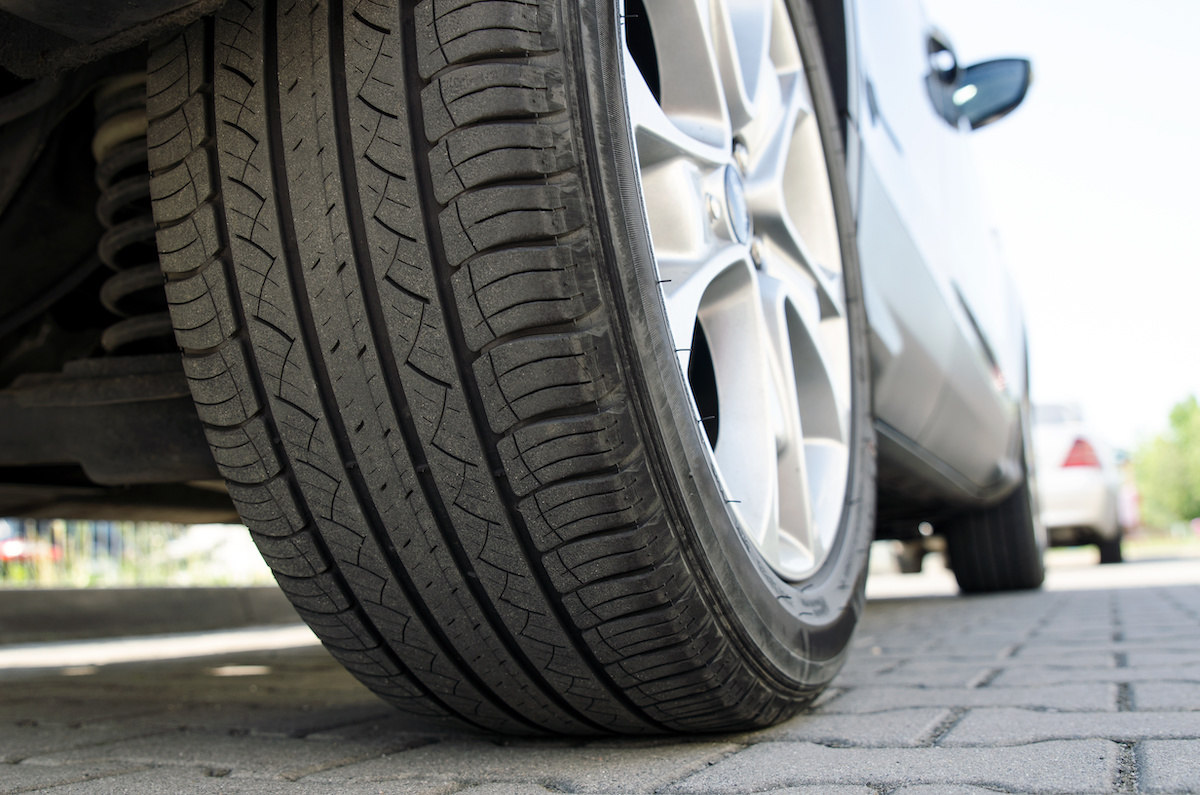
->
[944, 475, 1046, 593]
[1098, 532, 1123, 565]
[147, 0, 874, 733]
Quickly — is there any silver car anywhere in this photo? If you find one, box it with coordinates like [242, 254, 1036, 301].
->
[1034, 404, 1123, 563]
[0, 0, 1036, 732]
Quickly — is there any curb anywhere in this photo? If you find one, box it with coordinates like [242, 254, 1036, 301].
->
[0, 585, 300, 643]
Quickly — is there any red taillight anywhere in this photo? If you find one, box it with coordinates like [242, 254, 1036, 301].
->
[1062, 438, 1100, 468]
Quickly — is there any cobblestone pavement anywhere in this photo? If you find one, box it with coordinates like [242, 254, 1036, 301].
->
[2, 548, 1199, 794]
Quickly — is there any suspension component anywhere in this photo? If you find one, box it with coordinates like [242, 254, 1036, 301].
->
[91, 73, 173, 355]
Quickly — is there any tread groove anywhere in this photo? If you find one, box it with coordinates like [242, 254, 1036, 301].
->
[161, 13, 470, 727]
[266, 0, 539, 732]
[400, 1, 667, 733]
[329, 0, 607, 735]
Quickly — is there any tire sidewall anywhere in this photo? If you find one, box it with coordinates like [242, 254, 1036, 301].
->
[566, 0, 876, 687]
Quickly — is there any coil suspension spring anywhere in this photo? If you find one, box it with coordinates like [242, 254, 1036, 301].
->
[92, 73, 173, 355]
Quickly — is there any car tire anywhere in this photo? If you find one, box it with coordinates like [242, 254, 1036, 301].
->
[147, 0, 874, 733]
[943, 462, 1045, 593]
[1097, 530, 1123, 565]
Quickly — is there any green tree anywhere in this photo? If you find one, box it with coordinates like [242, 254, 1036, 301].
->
[1135, 395, 1200, 527]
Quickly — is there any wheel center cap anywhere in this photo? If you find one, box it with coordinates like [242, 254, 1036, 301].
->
[724, 165, 752, 245]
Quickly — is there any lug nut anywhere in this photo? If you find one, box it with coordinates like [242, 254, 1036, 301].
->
[733, 141, 750, 174]
[750, 238, 764, 268]
[706, 194, 723, 223]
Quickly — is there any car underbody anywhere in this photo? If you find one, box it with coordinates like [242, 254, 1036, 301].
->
[1, 2, 235, 519]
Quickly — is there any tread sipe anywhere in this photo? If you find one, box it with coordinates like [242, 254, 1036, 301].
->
[148, 0, 812, 733]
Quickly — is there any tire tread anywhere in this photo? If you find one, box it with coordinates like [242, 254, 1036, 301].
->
[150, 0, 807, 733]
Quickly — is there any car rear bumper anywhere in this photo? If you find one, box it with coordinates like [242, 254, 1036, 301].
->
[1040, 470, 1118, 539]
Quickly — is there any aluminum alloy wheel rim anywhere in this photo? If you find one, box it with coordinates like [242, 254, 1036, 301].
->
[619, 0, 852, 582]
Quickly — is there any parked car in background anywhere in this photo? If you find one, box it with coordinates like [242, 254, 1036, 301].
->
[1, 0, 1037, 733]
[1033, 404, 1123, 563]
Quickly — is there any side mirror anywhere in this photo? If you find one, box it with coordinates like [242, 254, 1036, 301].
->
[953, 58, 1033, 130]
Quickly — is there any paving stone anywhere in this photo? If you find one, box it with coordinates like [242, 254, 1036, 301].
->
[103, 702, 399, 739]
[304, 737, 741, 794]
[816, 684, 1115, 714]
[1126, 650, 1200, 666]
[0, 723, 155, 765]
[9, 766, 455, 794]
[1121, 626, 1200, 640]
[422, 788, 876, 795]
[1031, 628, 1115, 642]
[1019, 638, 1200, 653]
[1138, 739, 1200, 794]
[19, 728, 429, 781]
[830, 661, 995, 687]
[925, 640, 1025, 656]
[666, 739, 1122, 793]
[1006, 650, 1116, 666]
[5, 570, 1200, 793]
[940, 708, 1200, 746]
[757, 708, 951, 746]
[835, 657, 911, 678]
[991, 664, 1200, 686]
[454, 786, 569, 795]
[303, 712, 458, 742]
[1131, 682, 1200, 710]
[840, 649, 1115, 669]
[0, 698, 165, 728]
[890, 787, 1029, 795]
[0, 761, 145, 795]
[848, 636, 942, 655]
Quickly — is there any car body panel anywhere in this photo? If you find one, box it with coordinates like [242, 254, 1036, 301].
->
[846, 0, 1027, 498]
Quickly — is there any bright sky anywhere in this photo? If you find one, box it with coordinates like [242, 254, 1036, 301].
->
[921, 0, 1200, 450]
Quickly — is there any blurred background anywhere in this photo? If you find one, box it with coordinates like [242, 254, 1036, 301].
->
[0, 519, 272, 588]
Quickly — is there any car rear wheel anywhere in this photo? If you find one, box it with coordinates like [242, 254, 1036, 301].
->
[1098, 530, 1123, 564]
[148, 0, 874, 733]
[944, 454, 1046, 593]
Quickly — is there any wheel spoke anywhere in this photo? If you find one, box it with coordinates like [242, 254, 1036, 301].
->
[764, 271, 852, 567]
[624, 52, 730, 169]
[637, 158, 712, 262]
[777, 269, 852, 444]
[659, 245, 750, 362]
[759, 274, 817, 568]
[744, 69, 842, 294]
[710, 0, 774, 131]
[695, 261, 781, 553]
[760, 214, 846, 322]
[625, 0, 731, 157]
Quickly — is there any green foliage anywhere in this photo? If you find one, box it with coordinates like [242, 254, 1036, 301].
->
[1135, 395, 1200, 527]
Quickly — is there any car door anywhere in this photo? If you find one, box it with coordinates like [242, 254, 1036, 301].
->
[851, 0, 1020, 493]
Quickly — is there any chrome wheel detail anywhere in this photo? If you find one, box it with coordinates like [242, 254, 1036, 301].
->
[621, 0, 851, 581]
